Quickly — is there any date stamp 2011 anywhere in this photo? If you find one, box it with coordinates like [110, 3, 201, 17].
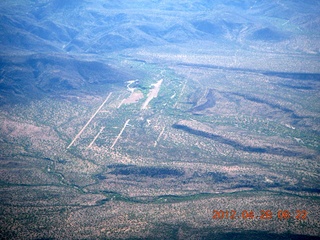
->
[212, 210, 308, 220]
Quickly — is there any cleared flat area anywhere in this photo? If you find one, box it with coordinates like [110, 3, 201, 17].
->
[173, 80, 187, 108]
[87, 127, 105, 149]
[67, 92, 112, 149]
[154, 127, 165, 147]
[111, 119, 130, 149]
[141, 79, 163, 110]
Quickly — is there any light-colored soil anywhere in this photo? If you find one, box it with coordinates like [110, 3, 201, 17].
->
[123, 90, 144, 104]
[1, 118, 57, 141]
[141, 79, 163, 110]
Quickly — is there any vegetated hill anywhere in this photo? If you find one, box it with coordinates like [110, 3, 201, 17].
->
[0, 54, 131, 105]
[109, 165, 185, 179]
[0, 0, 319, 104]
[0, 0, 319, 54]
[249, 27, 288, 42]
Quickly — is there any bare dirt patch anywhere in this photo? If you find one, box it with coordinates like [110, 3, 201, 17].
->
[141, 79, 163, 110]
[123, 90, 144, 104]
